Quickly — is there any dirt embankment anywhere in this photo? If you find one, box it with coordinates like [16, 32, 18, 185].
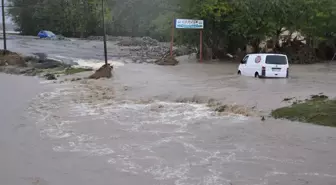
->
[0, 50, 92, 80]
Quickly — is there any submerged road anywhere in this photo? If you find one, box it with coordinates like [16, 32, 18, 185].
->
[0, 75, 132, 185]
[1, 37, 336, 184]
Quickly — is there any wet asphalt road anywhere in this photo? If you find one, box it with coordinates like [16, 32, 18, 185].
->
[1, 37, 336, 185]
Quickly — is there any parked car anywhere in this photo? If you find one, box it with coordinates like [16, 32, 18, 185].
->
[37, 30, 56, 39]
[238, 53, 289, 78]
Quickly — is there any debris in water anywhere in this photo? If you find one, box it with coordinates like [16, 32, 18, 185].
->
[88, 63, 113, 79]
[175, 96, 255, 116]
[44, 73, 57, 80]
[310, 94, 328, 100]
[70, 77, 82, 81]
[261, 116, 265, 121]
[214, 105, 227, 112]
[155, 53, 179, 66]
[283, 97, 294, 102]
[213, 104, 253, 116]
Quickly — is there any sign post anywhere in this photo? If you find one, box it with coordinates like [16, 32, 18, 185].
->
[200, 30, 202, 63]
[170, 17, 174, 57]
[172, 18, 204, 63]
[101, 0, 107, 65]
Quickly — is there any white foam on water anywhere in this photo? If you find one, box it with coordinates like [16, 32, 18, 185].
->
[39, 80, 56, 84]
[74, 58, 124, 69]
[251, 156, 304, 165]
[50, 55, 125, 69]
[29, 86, 115, 157]
[296, 172, 336, 178]
[27, 83, 254, 184]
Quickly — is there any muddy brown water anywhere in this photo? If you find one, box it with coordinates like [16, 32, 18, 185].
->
[1, 37, 336, 185]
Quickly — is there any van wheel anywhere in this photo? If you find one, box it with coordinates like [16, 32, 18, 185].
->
[286, 71, 289, 78]
[237, 70, 241, 75]
[254, 72, 260, 78]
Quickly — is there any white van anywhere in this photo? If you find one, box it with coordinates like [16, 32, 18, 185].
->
[238, 53, 289, 78]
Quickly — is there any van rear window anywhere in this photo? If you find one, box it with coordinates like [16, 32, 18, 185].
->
[265, 55, 287, 65]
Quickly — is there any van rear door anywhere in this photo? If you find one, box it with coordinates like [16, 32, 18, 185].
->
[264, 55, 288, 73]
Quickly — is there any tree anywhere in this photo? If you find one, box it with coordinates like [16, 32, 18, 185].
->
[7, 0, 111, 37]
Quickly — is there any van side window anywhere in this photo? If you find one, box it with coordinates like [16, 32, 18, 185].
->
[241, 56, 249, 64]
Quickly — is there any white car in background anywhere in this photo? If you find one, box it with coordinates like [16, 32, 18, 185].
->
[238, 53, 289, 78]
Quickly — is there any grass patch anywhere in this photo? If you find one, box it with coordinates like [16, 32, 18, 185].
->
[271, 95, 336, 127]
[64, 67, 93, 75]
[36, 67, 92, 77]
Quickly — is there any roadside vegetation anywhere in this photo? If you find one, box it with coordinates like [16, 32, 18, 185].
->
[7, 0, 336, 63]
[64, 67, 93, 75]
[271, 95, 336, 127]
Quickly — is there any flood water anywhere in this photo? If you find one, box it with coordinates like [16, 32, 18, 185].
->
[1, 37, 336, 185]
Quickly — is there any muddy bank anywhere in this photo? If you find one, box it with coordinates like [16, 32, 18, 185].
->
[272, 94, 336, 127]
[0, 50, 93, 80]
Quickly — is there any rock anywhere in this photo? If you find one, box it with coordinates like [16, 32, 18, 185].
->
[32, 53, 47, 60]
[261, 116, 265, 121]
[44, 73, 57, 80]
[70, 77, 82, 81]
[88, 63, 113, 79]
[155, 56, 179, 66]
[34, 59, 68, 69]
[25, 53, 70, 69]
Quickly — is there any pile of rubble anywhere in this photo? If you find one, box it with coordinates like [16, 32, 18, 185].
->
[117, 37, 159, 47]
[275, 39, 320, 64]
[86, 35, 196, 65]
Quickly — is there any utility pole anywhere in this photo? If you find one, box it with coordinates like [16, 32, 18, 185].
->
[101, 0, 108, 65]
[1, 0, 7, 53]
